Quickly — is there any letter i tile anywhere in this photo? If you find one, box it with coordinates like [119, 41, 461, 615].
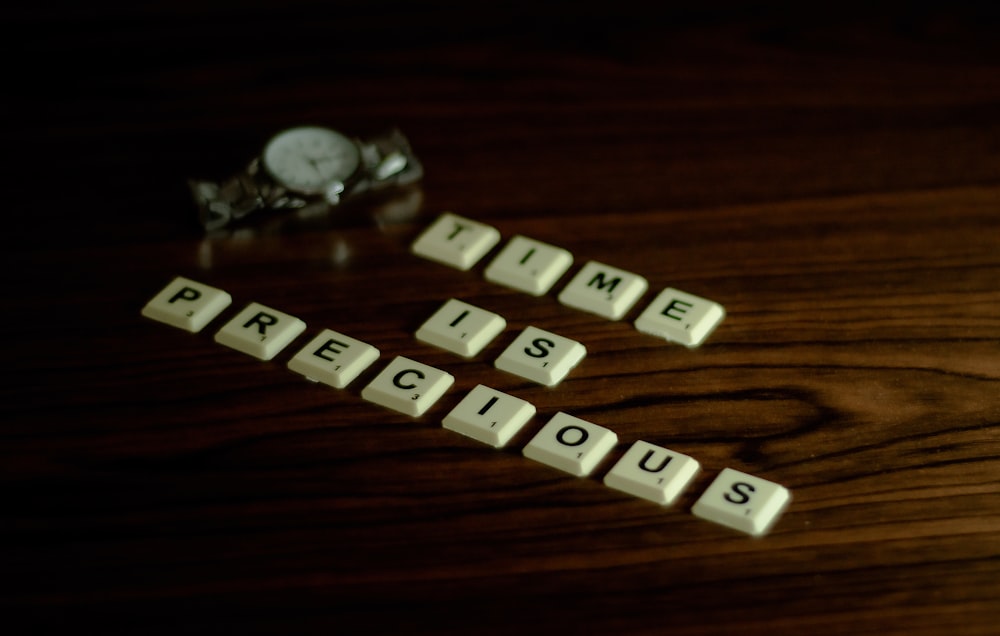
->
[692, 468, 792, 536]
[484, 235, 573, 296]
[522, 412, 617, 477]
[442, 384, 536, 448]
[416, 298, 506, 357]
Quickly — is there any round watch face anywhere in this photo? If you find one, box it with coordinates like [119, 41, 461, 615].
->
[261, 126, 361, 195]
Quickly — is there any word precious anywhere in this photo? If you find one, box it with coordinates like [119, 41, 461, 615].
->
[139, 213, 791, 536]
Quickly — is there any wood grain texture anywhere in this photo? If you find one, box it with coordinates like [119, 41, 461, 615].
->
[4, 4, 1000, 634]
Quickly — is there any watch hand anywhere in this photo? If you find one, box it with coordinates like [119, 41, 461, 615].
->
[306, 157, 324, 176]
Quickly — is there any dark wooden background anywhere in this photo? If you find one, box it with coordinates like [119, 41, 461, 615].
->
[5, 3, 999, 634]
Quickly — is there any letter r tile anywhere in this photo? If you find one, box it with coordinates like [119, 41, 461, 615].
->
[214, 302, 306, 361]
[141, 276, 231, 333]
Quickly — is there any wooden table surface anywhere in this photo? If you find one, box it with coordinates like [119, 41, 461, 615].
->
[6, 4, 1000, 634]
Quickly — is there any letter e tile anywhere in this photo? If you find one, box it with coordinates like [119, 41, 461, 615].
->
[634, 288, 725, 347]
[287, 329, 380, 388]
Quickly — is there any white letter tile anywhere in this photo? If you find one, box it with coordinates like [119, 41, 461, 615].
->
[287, 329, 380, 388]
[214, 302, 306, 361]
[522, 412, 618, 477]
[634, 287, 725, 347]
[141, 276, 231, 333]
[494, 326, 586, 387]
[361, 356, 454, 417]
[442, 384, 536, 448]
[692, 468, 792, 536]
[558, 260, 648, 320]
[484, 235, 573, 296]
[416, 299, 506, 358]
[603, 441, 699, 506]
[411, 212, 501, 271]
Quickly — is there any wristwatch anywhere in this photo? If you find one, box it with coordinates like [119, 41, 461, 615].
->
[189, 126, 423, 231]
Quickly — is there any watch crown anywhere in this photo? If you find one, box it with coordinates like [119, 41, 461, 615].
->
[324, 181, 346, 205]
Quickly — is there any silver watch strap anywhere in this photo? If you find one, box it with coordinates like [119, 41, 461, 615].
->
[363, 128, 424, 187]
[189, 163, 268, 232]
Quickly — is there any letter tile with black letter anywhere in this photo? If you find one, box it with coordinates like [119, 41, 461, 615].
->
[558, 260, 648, 320]
[604, 440, 700, 506]
[442, 384, 536, 448]
[214, 302, 306, 361]
[141, 276, 232, 333]
[483, 235, 573, 296]
[522, 412, 617, 477]
[411, 212, 501, 271]
[361, 356, 454, 417]
[634, 287, 725, 348]
[287, 329, 380, 388]
[692, 468, 792, 536]
[416, 298, 506, 358]
[494, 326, 586, 387]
